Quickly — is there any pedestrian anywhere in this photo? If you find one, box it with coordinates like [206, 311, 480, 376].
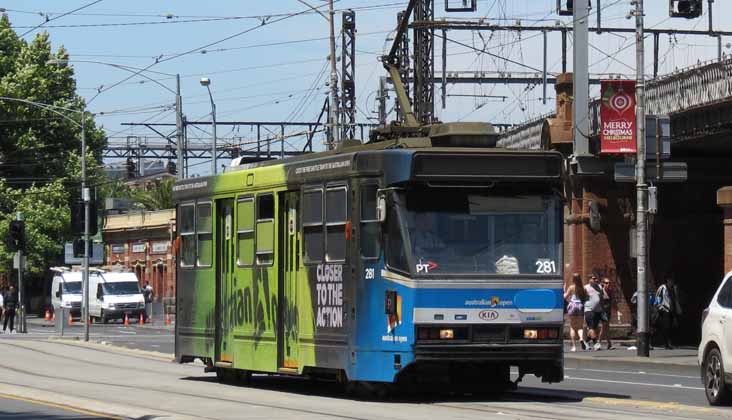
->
[654, 276, 678, 349]
[0, 285, 4, 327]
[2, 285, 18, 334]
[599, 277, 614, 350]
[584, 274, 604, 351]
[564, 273, 588, 352]
[143, 281, 154, 320]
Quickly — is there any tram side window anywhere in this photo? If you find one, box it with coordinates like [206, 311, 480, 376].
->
[237, 197, 254, 266]
[326, 186, 347, 262]
[179, 204, 196, 267]
[360, 184, 380, 259]
[303, 189, 324, 263]
[385, 207, 408, 273]
[256, 194, 275, 266]
[196, 202, 213, 267]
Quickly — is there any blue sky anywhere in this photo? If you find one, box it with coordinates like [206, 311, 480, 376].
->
[4, 1, 729, 173]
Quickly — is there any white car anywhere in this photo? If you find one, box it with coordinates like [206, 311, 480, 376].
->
[699, 271, 732, 405]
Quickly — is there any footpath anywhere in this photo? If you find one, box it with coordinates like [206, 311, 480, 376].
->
[563, 339, 698, 374]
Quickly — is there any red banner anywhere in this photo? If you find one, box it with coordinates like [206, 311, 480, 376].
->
[600, 80, 636, 154]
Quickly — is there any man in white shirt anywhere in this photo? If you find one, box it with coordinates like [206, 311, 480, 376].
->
[583, 275, 604, 351]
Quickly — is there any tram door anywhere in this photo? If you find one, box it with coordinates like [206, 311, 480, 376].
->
[216, 198, 235, 364]
[278, 192, 300, 370]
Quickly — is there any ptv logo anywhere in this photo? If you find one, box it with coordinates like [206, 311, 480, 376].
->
[416, 261, 439, 274]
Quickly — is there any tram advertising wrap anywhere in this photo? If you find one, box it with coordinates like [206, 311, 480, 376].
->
[173, 123, 565, 392]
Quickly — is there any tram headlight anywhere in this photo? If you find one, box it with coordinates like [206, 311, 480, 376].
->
[523, 328, 559, 340]
[439, 329, 454, 340]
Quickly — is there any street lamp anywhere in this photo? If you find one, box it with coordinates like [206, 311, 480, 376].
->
[199, 77, 217, 175]
[47, 59, 185, 181]
[0, 96, 89, 341]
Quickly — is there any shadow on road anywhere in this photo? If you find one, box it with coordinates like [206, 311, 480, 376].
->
[180, 373, 631, 404]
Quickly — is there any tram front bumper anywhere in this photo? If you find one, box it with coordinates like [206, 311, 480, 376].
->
[414, 343, 562, 362]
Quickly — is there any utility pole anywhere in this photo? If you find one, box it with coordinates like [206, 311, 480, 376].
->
[573, 0, 590, 156]
[82, 112, 90, 343]
[634, 0, 649, 357]
[328, 0, 340, 149]
[175, 74, 184, 180]
[15, 212, 26, 334]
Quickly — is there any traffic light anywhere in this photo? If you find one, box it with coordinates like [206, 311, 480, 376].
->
[5, 220, 26, 252]
[669, 0, 702, 18]
[126, 158, 136, 179]
[72, 238, 94, 258]
[167, 160, 177, 175]
[70, 200, 98, 236]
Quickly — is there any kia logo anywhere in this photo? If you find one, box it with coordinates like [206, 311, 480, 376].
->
[478, 310, 499, 321]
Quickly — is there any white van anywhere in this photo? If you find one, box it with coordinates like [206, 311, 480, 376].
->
[50, 267, 83, 318]
[88, 271, 145, 323]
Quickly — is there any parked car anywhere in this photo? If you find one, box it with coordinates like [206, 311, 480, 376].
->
[699, 271, 732, 405]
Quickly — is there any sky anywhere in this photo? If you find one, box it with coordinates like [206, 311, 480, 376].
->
[3, 1, 730, 175]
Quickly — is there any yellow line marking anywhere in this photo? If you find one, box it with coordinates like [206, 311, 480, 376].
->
[0, 392, 124, 419]
[585, 396, 722, 414]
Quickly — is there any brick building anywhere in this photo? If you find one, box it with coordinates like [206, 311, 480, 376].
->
[103, 209, 176, 302]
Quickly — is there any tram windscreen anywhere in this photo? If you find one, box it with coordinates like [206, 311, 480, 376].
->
[400, 190, 561, 276]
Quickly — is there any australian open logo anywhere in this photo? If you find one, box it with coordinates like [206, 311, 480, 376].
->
[478, 310, 499, 321]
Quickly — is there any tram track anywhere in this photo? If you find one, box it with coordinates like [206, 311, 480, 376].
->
[0, 350, 372, 420]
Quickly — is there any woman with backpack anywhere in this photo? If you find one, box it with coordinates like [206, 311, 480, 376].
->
[564, 273, 589, 352]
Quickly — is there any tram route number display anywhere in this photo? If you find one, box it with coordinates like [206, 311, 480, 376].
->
[316, 264, 344, 328]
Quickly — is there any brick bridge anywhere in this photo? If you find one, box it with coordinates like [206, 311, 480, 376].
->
[497, 56, 732, 343]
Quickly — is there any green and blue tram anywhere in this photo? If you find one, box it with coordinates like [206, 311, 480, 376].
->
[173, 122, 565, 390]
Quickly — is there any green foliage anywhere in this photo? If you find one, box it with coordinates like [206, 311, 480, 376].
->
[100, 178, 175, 211]
[0, 180, 70, 276]
[0, 14, 106, 280]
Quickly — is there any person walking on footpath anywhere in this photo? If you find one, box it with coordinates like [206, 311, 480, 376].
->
[584, 274, 604, 351]
[2, 285, 18, 334]
[564, 273, 589, 352]
[143, 281, 154, 321]
[0, 286, 4, 328]
[654, 276, 679, 349]
[599, 277, 615, 350]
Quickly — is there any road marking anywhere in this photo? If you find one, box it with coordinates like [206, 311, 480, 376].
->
[585, 396, 722, 414]
[115, 329, 136, 335]
[566, 367, 699, 379]
[565, 374, 704, 390]
[0, 392, 124, 419]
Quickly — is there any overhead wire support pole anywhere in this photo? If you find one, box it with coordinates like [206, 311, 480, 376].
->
[341, 10, 356, 141]
[82, 110, 90, 343]
[413, 0, 435, 124]
[328, 0, 340, 149]
[635, 0, 649, 358]
[442, 28, 447, 109]
[175, 74, 184, 180]
[573, 0, 590, 156]
[543, 29, 548, 105]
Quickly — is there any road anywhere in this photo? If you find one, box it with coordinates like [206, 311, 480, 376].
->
[0, 320, 727, 419]
[0, 394, 121, 419]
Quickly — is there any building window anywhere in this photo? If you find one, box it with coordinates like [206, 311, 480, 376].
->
[237, 196, 255, 266]
[256, 194, 274, 266]
[360, 184, 380, 259]
[179, 203, 196, 267]
[326, 186, 347, 262]
[303, 188, 323, 264]
[197, 202, 213, 267]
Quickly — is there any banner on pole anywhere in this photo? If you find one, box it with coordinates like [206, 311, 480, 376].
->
[600, 80, 637, 154]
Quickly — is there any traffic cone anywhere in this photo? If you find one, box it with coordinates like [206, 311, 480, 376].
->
[68, 313, 74, 326]
[124, 313, 129, 327]
[165, 313, 172, 325]
[139, 313, 145, 325]
[44, 310, 51, 322]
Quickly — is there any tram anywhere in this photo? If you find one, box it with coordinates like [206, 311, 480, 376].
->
[173, 122, 565, 390]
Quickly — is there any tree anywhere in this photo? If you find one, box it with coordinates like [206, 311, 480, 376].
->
[0, 14, 106, 284]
